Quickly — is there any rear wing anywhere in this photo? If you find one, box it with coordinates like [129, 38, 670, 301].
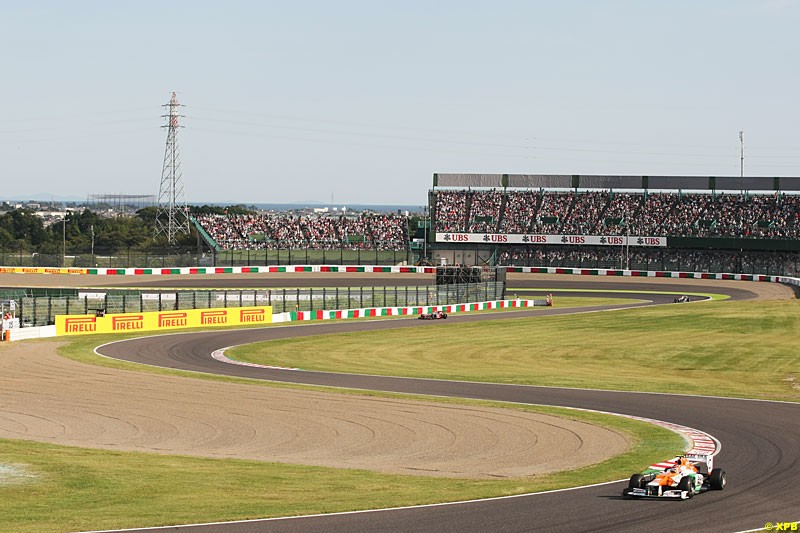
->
[685, 453, 713, 473]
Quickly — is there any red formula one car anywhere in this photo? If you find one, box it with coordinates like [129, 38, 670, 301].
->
[418, 310, 448, 320]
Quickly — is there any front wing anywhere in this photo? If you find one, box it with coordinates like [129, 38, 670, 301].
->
[622, 487, 692, 500]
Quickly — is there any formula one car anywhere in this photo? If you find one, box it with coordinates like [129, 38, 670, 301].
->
[622, 454, 726, 500]
[418, 310, 448, 320]
[673, 295, 691, 303]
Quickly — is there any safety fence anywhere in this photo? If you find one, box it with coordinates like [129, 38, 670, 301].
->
[5, 248, 412, 269]
[0, 264, 435, 276]
[504, 266, 785, 282]
[18, 282, 504, 327]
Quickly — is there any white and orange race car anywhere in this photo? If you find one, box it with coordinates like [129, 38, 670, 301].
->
[622, 454, 726, 500]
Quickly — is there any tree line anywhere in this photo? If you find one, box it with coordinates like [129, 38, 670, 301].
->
[0, 205, 253, 254]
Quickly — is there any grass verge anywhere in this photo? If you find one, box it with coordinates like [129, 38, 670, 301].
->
[229, 299, 800, 401]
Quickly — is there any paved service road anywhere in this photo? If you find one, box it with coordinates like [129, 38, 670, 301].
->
[93, 282, 799, 533]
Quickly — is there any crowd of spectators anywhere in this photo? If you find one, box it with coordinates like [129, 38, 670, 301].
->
[194, 212, 408, 251]
[434, 190, 468, 232]
[465, 189, 503, 233]
[498, 190, 538, 233]
[433, 189, 800, 239]
[495, 246, 799, 277]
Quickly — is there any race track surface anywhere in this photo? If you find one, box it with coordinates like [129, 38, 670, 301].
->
[91, 279, 800, 533]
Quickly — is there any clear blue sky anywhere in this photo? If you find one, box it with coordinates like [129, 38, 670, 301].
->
[2, 1, 799, 206]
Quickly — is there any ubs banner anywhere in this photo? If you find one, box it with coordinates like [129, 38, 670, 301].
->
[55, 306, 273, 336]
[435, 233, 667, 247]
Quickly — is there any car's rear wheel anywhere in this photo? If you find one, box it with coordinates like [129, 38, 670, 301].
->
[628, 474, 645, 489]
[709, 468, 727, 490]
[677, 476, 695, 498]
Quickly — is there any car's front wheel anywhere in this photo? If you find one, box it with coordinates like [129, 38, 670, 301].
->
[709, 468, 727, 490]
[677, 476, 695, 498]
[628, 474, 645, 489]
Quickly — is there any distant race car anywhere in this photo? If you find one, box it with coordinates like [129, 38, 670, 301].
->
[418, 310, 448, 320]
[673, 295, 690, 303]
[622, 454, 726, 500]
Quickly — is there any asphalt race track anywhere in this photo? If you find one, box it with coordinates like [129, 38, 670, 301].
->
[92, 281, 799, 533]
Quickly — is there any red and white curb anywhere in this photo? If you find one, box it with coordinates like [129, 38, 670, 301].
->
[619, 415, 720, 470]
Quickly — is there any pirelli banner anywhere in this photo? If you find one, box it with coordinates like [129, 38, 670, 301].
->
[55, 306, 273, 336]
[435, 233, 667, 247]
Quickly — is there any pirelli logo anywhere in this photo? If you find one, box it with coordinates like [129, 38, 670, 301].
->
[112, 315, 144, 331]
[158, 312, 188, 328]
[201, 310, 228, 325]
[240, 308, 266, 323]
[64, 316, 98, 333]
[57, 305, 271, 336]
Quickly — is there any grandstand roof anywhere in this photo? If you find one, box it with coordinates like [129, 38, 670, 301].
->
[433, 174, 800, 191]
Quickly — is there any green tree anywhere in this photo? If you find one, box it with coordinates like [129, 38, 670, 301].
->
[0, 209, 50, 246]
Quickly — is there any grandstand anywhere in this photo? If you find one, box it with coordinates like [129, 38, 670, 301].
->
[192, 212, 409, 253]
[429, 174, 800, 275]
[190, 173, 800, 276]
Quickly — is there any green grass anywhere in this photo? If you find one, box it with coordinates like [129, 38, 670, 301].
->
[0, 403, 684, 533]
[229, 299, 800, 401]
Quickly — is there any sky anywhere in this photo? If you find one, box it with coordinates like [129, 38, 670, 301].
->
[2, 1, 800, 207]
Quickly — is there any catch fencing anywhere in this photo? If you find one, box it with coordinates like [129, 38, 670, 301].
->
[18, 282, 504, 327]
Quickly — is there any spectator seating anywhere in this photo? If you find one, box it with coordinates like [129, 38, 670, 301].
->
[433, 189, 800, 239]
[194, 212, 408, 251]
